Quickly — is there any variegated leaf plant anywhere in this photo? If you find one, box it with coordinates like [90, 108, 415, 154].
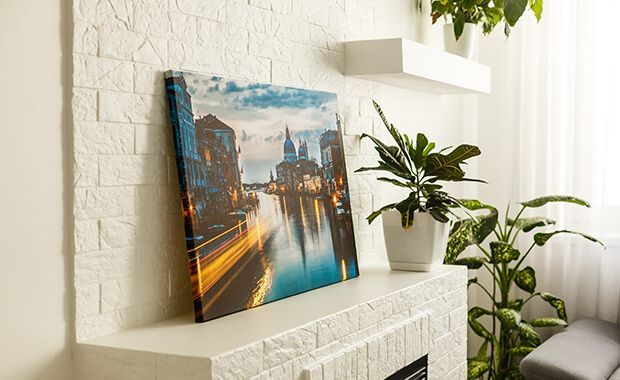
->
[356, 101, 484, 229]
[444, 195, 604, 380]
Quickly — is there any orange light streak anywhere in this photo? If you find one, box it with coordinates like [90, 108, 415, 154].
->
[314, 198, 321, 233]
[187, 220, 248, 253]
[191, 216, 271, 297]
[299, 196, 306, 229]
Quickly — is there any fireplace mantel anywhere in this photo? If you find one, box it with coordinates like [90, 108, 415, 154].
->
[75, 265, 467, 380]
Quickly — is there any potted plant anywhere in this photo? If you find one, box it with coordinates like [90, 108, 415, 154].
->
[356, 101, 484, 271]
[444, 196, 604, 379]
[430, 0, 544, 58]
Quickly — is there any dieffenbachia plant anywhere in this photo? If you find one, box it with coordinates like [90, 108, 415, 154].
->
[355, 101, 484, 229]
[444, 195, 604, 380]
[431, 0, 544, 40]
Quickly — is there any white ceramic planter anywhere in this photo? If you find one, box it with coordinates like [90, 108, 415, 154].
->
[382, 210, 449, 272]
[443, 23, 477, 59]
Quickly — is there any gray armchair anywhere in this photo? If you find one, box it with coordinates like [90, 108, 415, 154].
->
[520, 319, 620, 380]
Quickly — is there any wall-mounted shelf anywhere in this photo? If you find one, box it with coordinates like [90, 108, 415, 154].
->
[344, 38, 491, 94]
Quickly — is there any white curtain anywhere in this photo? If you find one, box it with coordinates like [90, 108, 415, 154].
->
[502, 0, 620, 327]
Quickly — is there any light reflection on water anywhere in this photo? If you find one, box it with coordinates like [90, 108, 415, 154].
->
[249, 192, 357, 304]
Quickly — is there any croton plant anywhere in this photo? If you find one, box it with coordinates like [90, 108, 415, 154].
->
[356, 101, 484, 229]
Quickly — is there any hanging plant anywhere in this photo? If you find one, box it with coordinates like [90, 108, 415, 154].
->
[430, 0, 544, 40]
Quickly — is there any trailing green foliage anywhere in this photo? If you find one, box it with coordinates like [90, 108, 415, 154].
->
[444, 195, 604, 379]
[430, 0, 544, 40]
[356, 101, 484, 229]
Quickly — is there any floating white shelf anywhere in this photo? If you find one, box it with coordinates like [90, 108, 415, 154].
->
[344, 38, 491, 94]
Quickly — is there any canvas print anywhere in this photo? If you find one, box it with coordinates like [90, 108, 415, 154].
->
[164, 71, 359, 322]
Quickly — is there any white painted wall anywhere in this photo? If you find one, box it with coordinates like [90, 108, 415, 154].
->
[0, 1, 73, 380]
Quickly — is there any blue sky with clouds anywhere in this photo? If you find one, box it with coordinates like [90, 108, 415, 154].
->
[184, 73, 339, 183]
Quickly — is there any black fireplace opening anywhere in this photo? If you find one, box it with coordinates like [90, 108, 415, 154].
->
[385, 354, 428, 380]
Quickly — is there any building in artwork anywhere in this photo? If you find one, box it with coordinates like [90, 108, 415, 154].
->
[275, 125, 321, 194]
[319, 120, 346, 194]
[195, 114, 243, 210]
[165, 72, 245, 236]
[282, 125, 298, 163]
[165, 74, 208, 228]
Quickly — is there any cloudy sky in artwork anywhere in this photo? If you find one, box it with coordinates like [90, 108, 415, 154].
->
[184, 72, 339, 183]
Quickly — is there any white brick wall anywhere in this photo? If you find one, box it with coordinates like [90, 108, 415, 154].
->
[73, 0, 389, 341]
[74, 267, 468, 380]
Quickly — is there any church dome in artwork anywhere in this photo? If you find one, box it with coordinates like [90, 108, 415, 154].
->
[283, 125, 297, 162]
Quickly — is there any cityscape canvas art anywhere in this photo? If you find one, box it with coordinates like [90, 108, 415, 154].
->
[164, 71, 360, 322]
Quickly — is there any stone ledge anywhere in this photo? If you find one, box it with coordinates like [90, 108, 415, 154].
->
[76, 264, 467, 380]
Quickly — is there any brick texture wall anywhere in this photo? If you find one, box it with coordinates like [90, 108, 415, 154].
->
[72, 0, 391, 341]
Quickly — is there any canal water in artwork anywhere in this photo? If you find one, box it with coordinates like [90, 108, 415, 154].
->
[194, 191, 358, 321]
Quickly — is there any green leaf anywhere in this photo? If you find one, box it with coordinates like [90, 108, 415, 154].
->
[534, 229, 604, 247]
[416, 133, 428, 154]
[395, 193, 419, 229]
[518, 322, 541, 346]
[515, 266, 536, 293]
[366, 203, 397, 224]
[476, 340, 488, 360]
[520, 195, 590, 208]
[454, 10, 465, 40]
[376, 177, 411, 188]
[372, 101, 412, 167]
[530, 0, 543, 21]
[496, 308, 521, 329]
[503, 0, 528, 26]
[454, 257, 487, 270]
[445, 203, 498, 263]
[411, 133, 428, 170]
[426, 144, 482, 181]
[421, 183, 443, 195]
[467, 358, 490, 380]
[540, 292, 568, 321]
[378, 146, 408, 169]
[462, 0, 477, 10]
[429, 209, 450, 223]
[423, 142, 436, 156]
[468, 307, 493, 339]
[507, 346, 535, 356]
[355, 163, 413, 180]
[485, 6, 503, 23]
[458, 199, 490, 211]
[490, 241, 520, 263]
[530, 317, 567, 328]
[508, 217, 556, 232]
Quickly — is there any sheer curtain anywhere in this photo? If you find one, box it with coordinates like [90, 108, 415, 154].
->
[506, 0, 620, 326]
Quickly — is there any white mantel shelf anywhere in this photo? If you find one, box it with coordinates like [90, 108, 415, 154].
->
[344, 38, 491, 94]
[76, 265, 467, 380]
